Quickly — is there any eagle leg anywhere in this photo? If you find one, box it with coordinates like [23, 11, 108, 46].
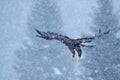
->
[72, 51, 75, 61]
[68, 47, 75, 61]
[76, 47, 82, 61]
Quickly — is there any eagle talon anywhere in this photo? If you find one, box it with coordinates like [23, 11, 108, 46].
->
[72, 57, 75, 61]
[78, 57, 80, 61]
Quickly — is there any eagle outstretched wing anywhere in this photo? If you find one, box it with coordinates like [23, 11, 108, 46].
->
[75, 37, 95, 43]
[75, 29, 111, 43]
[35, 29, 69, 42]
[35, 28, 112, 61]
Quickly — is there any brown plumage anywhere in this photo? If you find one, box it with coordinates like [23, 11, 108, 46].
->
[35, 29, 95, 61]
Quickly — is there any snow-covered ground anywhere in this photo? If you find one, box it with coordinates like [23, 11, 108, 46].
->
[58, 0, 96, 38]
[0, 0, 32, 80]
[0, 0, 120, 80]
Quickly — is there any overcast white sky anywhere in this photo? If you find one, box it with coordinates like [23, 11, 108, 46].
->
[0, 0, 120, 80]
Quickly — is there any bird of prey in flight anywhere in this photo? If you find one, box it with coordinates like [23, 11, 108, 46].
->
[35, 29, 110, 61]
